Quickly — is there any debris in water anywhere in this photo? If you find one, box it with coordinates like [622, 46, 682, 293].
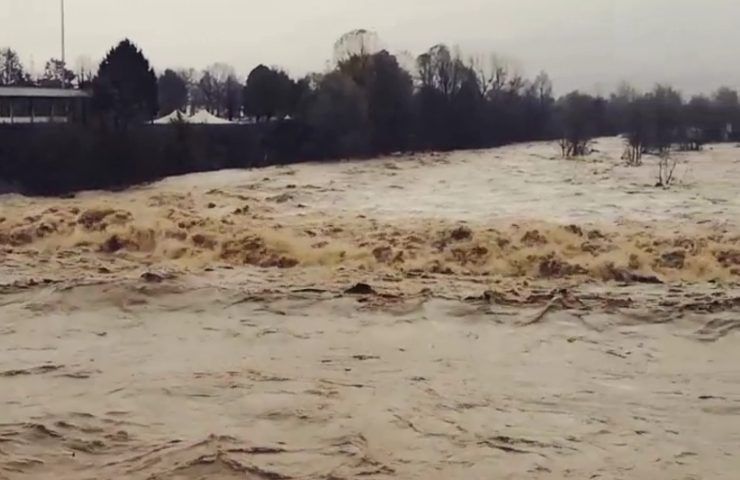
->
[345, 283, 377, 295]
[449, 226, 473, 241]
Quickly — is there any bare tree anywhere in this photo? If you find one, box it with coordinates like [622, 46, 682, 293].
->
[0, 47, 29, 85]
[416, 52, 434, 89]
[334, 30, 384, 93]
[73, 55, 95, 86]
[39, 58, 76, 88]
[416, 45, 471, 98]
[196, 63, 237, 116]
[430, 45, 456, 97]
[623, 95, 650, 166]
[333, 29, 380, 65]
[468, 53, 512, 96]
[656, 151, 679, 188]
[197, 71, 217, 113]
[506, 74, 528, 96]
[531, 71, 553, 105]
[173, 68, 198, 113]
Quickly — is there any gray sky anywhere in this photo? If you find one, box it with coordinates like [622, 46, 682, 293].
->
[2, 0, 739, 95]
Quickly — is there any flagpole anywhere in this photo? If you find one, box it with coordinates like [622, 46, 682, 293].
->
[61, 0, 66, 87]
[61, 0, 66, 62]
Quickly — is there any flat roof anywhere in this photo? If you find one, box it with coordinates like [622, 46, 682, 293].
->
[0, 87, 91, 99]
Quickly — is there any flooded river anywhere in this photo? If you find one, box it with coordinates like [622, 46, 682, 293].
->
[1, 138, 739, 479]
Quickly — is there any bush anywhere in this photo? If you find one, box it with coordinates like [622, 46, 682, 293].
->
[0, 124, 268, 195]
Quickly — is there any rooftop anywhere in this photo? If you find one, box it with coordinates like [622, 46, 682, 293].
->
[0, 86, 91, 99]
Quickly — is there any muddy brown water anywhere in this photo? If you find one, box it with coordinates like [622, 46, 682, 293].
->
[1, 138, 739, 479]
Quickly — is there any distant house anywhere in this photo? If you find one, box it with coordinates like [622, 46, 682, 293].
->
[0, 86, 91, 124]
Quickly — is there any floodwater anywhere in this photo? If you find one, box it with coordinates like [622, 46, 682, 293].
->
[1, 138, 739, 479]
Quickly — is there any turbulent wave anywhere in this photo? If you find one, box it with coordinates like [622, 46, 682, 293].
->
[2, 202, 738, 283]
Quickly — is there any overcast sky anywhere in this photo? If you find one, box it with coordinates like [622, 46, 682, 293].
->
[2, 0, 738, 95]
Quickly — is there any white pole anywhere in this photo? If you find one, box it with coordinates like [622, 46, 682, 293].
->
[61, 0, 66, 64]
[61, 0, 66, 88]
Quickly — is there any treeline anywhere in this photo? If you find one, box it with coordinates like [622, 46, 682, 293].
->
[0, 47, 84, 88]
[1, 30, 739, 194]
[558, 84, 740, 163]
[154, 32, 560, 157]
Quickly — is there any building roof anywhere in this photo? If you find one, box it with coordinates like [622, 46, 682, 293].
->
[152, 110, 188, 124]
[0, 86, 91, 99]
[153, 109, 234, 125]
[188, 110, 233, 125]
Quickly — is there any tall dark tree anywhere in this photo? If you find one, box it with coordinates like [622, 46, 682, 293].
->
[713, 87, 740, 139]
[645, 85, 683, 152]
[92, 39, 158, 127]
[607, 82, 640, 136]
[334, 49, 413, 152]
[683, 95, 714, 150]
[365, 51, 414, 152]
[401, 47, 554, 149]
[197, 71, 220, 114]
[449, 68, 487, 148]
[243, 65, 296, 122]
[224, 74, 242, 120]
[557, 91, 605, 157]
[305, 72, 370, 158]
[175, 68, 199, 114]
[623, 94, 651, 164]
[158, 69, 189, 115]
[414, 45, 466, 149]
[522, 71, 555, 140]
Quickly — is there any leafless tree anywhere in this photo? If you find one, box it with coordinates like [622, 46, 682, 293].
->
[467, 53, 510, 96]
[416, 45, 471, 98]
[174, 68, 199, 114]
[196, 63, 237, 116]
[40, 58, 76, 87]
[333, 29, 381, 65]
[0, 47, 28, 85]
[656, 151, 679, 188]
[73, 55, 95, 86]
[531, 71, 553, 105]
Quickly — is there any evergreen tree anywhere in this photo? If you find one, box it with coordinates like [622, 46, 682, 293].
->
[92, 39, 158, 128]
[243, 65, 296, 122]
[158, 69, 188, 115]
